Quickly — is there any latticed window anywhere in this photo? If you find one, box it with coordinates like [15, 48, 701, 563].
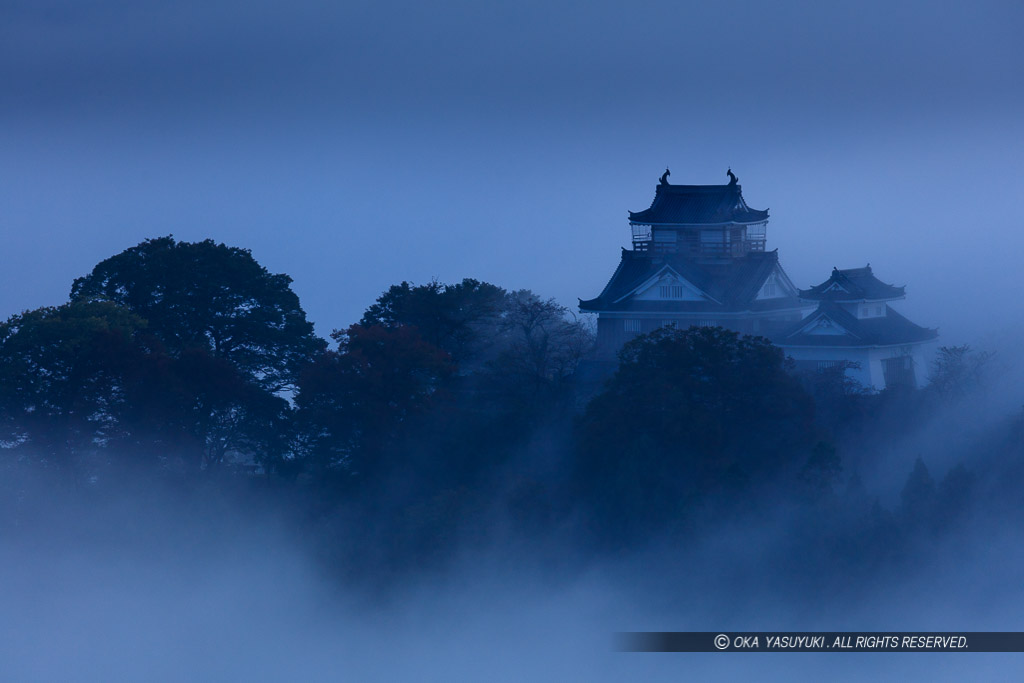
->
[624, 319, 642, 333]
[883, 356, 916, 389]
[658, 284, 685, 299]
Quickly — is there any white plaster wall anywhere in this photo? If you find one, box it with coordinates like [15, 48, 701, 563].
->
[858, 303, 887, 318]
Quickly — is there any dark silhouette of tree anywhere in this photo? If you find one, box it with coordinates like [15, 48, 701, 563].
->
[160, 349, 292, 472]
[294, 324, 455, 480]
[490, 290, 592, 394]
[900, 456, 936, 523]
[478, 291, 594, 422]
[360, 279, 506, 366]
[359, 279, 592, 398]
[928, 345, 993, 401]
[934, 462, 975, 530]
[797, 360, 873, 437]
[0, 301, 148, 463]
[0, 300, 291, 473]
[70, 236, 324, 392]
[798, 441, 843, 502]
[574, 326, 814, 543]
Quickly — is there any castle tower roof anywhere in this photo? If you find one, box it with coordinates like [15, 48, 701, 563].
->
[628, 171, 769, 226]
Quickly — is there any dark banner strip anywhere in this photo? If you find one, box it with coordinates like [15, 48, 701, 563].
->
[617, 632, 1024, 653]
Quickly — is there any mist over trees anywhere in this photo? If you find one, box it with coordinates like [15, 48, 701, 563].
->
[0, 301, 149, 463]
[2, 237, 1021, 585]
[575, 326, 814, 545]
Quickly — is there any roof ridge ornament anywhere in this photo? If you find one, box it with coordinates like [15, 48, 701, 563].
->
[727, 168, 738, 185]
[659, 168, 671, 186]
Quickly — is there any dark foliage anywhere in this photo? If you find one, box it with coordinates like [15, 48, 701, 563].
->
[927, 344, 994, 401]
[574, 326, 815, 544]
[293, 324, 455, 481]
[796, 361, 874, 439]
[0, 299, 293, 473]
[4, 242, 1019, 590]
[0, 301, 150, 463]
[798, 441, 843, 502]
[71, 236, 324, 392]
[359, 278, 506, 366]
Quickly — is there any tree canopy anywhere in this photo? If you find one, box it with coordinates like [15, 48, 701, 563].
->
[0, 300, 291, 471]
[70, 236, 324, 392]
[294, 324, 455, 479]
[0, 243, 1005, 589]
[927, 344, 994, 401]
[0, 301, 148, 461]
[359, 278, 506, 366]
[574, 325, 814, 542]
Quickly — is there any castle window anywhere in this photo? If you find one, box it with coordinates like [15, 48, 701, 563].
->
[658, 284, 685, 299]
[761, 273, 779, 298]
[624, 319, 641, 333]
[883, 356, 916, 389]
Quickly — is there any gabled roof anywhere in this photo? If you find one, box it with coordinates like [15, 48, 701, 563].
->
[579, 249, 799, 313]
[610, 264, 720, 304]
[774, 302, 938, 347]
[800, 265, 906, 301]
[628, 175, 769, 226]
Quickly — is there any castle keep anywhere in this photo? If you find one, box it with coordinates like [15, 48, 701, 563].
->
[579, 170, 937, 389]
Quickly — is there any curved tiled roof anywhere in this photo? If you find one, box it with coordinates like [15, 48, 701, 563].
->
[578, 249, 798, 313]
[628, 181, 769, 226]
[800, 265, 906, 301]
[775, 302, 937, 347]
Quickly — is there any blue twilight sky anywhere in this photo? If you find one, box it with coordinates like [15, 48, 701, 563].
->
[2, 0, 1023, 345]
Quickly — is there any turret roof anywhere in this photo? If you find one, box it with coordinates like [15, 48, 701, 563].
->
[774, 302, 937, 347]
[628, 172, 769, 226]
[799, 265, 906, 301]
